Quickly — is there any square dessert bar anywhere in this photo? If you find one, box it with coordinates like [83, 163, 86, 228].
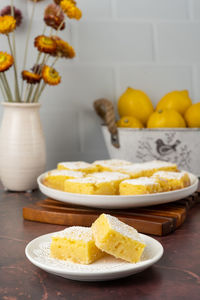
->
[87, 171, 130, 194]
[64, 176, 118, 195]
[57, 161, 97, 174]
[93, 159, 132, 172]
[114, 160, 178, 179]
[50, 226, 104, 265]
[119, 177, 162, 195]
[43, 169, 85, 191]
[92, 214, 146, 263]
[152, 171, 191, 191]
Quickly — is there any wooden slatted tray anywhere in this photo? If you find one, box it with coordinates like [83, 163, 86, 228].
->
[23, 191, 200, 236]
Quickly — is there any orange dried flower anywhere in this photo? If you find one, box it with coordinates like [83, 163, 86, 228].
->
[34, 35, 57, 54]
[0, 52, 14, 72]
[22, 70, 41, 84]
[42, 65, 61, 85]
[60, 0, 82, 20]
[52, 36, 75, 58]
[0, 15, 16, 34]
[44, 4, 65, 31]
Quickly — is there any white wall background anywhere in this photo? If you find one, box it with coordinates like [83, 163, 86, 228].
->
[0, 0, 200, 169]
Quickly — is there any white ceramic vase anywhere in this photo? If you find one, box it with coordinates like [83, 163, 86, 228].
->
[0, 102, 46, 191]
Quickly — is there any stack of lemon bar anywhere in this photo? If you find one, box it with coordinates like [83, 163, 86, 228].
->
[43, 159, 191, 195]
[50, 213, 146, 265]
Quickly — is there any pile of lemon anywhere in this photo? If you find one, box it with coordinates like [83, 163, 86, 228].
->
[117, 87, 200, 129]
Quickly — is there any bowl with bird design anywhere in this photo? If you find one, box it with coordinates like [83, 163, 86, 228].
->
[102, 126, 200, 177]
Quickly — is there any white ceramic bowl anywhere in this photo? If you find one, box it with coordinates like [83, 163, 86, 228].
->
[102, 126, 200, 177]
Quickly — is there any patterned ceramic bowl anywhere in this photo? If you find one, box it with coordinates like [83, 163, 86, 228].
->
[102, 126, 200, 177]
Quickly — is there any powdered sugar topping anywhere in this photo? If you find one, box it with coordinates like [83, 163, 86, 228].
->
[153, 171, 187, 179]
[46, 170, 84, 177]
[52, 226, 93, 242]
[93, 159, 132, 167]
[122, 177, 159, 186]
[58, 161, 93, 170]
[114, 160, 177, 174]
[104, 214, 145, 244]
[89, 172, 129, 181]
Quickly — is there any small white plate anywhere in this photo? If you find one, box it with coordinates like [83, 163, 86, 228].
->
[37, 172, 199, 209]
[25, 232, 163, 282]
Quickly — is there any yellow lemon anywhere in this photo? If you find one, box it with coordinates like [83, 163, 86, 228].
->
[118, 87, 154, 126]
[117, 116, 144, 128]
[147, 110, 186, 128]
[156, 90, 192, 115]
[184, 102, 200, 127]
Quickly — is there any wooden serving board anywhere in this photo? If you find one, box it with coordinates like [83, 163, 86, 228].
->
[23, 191, 200, 236]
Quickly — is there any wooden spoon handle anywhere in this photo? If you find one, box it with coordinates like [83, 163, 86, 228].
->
[93, 98, 120, 148]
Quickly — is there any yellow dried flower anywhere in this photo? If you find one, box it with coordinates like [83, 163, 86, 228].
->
[42, 65, 61, 85]
[34, 35, 57, 55]
[0, 52, 14, 72]
[0, 15, 16, 34]
[60, 0, 82, 20]
[52, 36, 75, 58]
[54, 0, 76, 5]
[22, 70, 41, 84]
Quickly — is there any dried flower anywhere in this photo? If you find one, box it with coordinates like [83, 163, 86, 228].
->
[0, 52, 14, 72]
[34, 35, 57, 54]
[54, 0, 76, 4]
[52, 36, 75, 58]
[44, 4, 65, 31]
[60, 0, 82, 20]
[22, 70, 41, 84]
[29, 0, 45, 2]
[0, 6, 23, 27]
[54, 0, 62, 4]
[42, 65, 61, 85]
[31, 64, 42, 74]
[0, 15, 16, 34]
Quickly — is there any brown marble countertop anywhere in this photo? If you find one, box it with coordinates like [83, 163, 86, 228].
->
[0, 187, 200, 300]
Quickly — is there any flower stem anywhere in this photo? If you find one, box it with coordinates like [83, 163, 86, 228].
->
[7, 34, 20, 102]
[1, 73, 13, 101]
[22, 0, 37, 70]
[0, 74, 9, 101]
[22, 51, 42, 101]
[27, 84, 35, 102]
[21, 0, 37, 99]
[50, 56, 59, 68]
[23, 83, 30, 102]
[32, 82, 41, 103]
[42, 24, 47, 35]
[57, 19, 65, 32]
[35, 82, 46, 102]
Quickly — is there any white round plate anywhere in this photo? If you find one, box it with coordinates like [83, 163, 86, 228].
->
[37, 172, 199, 209]
[25, 232, 163, 282]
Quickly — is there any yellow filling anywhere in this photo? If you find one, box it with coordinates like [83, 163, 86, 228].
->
[92, 214, 146, 263]
[50, 227, 104, 265]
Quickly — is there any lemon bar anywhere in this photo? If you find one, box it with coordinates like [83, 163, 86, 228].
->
[64, 177, 116, 195]
[57, 161, 97, 174]
[119, 177, 162, 195]
[114, 160, 178, 179]
[87, 171, 130, 194]
[91, 214, 146, 263]
[50, 226, 104, 264]
[152, 171, 190, 191]
[93, 159, 132, 172]
[43, 169, 85, 191]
